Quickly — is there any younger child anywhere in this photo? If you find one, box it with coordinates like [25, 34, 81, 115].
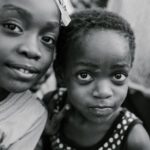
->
[45, 10, 150, 150]
[0, 0, 70, 149]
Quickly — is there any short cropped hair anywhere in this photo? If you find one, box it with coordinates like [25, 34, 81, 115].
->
[54, 9, 135, 85]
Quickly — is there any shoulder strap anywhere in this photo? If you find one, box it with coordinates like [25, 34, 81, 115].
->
[120, 109, 142, 150]
[97, 109, 142, 150]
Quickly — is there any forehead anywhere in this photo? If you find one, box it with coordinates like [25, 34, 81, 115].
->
[84, 29, 129, 55]
[0, 0, 60, 25]
[67, 30, 131, 68]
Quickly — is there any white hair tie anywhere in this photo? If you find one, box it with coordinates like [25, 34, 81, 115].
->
[54, 0, 71, 26]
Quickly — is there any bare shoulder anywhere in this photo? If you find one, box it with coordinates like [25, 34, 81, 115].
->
[126, 124, 150, 150]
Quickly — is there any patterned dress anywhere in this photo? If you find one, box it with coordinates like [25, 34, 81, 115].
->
[45, 88, 142, 150]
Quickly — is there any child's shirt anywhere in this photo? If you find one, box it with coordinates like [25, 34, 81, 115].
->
[44, 89, 142, 150]
[0, 90, 47, 150]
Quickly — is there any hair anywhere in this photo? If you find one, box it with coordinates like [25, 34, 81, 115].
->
[54, 9, 136, 86]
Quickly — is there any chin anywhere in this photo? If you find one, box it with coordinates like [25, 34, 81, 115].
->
[6, 83, 33, 93]
[9, 88, 29, 93]
[7, 87, 29, 93]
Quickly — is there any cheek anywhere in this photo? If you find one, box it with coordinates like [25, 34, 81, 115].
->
[67, 83, 88, 107]
[0, 39, 16, 57]
[36, 51, 55, 80]
[114, 85, 128, 106]
[68, 92, 85, 111]
[41, 50, 55, 69]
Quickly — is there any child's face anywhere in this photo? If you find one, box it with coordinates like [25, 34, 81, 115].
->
[0, 0, 60, 93]
[64, 30, 132, 123]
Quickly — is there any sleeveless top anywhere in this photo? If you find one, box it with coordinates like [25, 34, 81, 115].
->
[47, 88, 142, 150]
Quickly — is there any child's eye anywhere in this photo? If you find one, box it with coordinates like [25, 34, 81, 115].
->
[112, 73, 127, 83]
[2, 23, 23, 33]
[41, 36, 55, 46]
[77, 72, 93, 83]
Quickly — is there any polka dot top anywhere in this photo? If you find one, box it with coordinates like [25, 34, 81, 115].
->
[48, 88, 142, 150]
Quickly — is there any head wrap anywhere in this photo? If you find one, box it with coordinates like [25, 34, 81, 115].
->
[54, 0, 71, 26]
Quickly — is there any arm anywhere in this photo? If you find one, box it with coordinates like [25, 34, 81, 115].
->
[125, 124, 150, 150]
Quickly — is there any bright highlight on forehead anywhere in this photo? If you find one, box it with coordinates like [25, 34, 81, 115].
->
[0, 2, 60, 27]
[1, 4, 32, 19]
[70, 30, 132, 69]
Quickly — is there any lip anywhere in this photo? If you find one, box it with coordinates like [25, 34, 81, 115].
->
[88, 105, 113, 116]
[90, 105, 112, 109]
[6, 63, 40, 80]
[6, 63, 40, 74]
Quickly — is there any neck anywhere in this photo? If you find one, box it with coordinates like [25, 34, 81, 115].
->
[0, 88, 9, 102]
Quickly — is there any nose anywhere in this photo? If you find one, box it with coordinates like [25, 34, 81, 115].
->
[17, 35, 41, 60]
[92, 79, 113, 99]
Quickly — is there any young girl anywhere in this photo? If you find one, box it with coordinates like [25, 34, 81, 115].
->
[44, 10, 150, 150]
[0, 0, 70, 149]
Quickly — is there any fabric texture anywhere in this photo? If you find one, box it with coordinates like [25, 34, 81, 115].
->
[0, 90, 47, 150]
[44, 89, 142, 150]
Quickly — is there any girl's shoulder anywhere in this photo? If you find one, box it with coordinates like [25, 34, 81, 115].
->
[95, 108, 142, 150]
[118, 108, 150, 150]
[125, 122, 150, 150]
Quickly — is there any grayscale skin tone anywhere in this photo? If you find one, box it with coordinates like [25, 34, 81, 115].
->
[60, 30, 150, 150]
[0, 0, 68, 139]
[0, 0, 60, 100]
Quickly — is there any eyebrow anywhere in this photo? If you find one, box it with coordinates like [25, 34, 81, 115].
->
[45, 22, 60, 30]
[1, 4, 60, 28]
[2, 4, 32, 20]
[110, 63, 131, 69]
[76, 61, 130, 69]
[75, 61, 99, 68]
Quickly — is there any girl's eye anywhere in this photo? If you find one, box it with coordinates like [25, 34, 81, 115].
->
[77, 72, 93, 82]
[112, 73, 127, 82]
[2, 23, 23, 33]
[41, 36, 55, 46]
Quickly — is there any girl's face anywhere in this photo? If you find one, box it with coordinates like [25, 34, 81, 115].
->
[64, 30, 132, 124]
[0, 0, 60, 94]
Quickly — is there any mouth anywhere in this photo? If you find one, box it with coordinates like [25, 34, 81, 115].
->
[6, 63, 40, 79]
[88, 105, 113, 116]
